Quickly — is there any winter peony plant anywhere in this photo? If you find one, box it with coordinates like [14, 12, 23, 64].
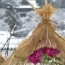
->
[27, 47, 62, 65]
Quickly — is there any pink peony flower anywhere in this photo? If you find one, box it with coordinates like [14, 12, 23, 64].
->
[40, 47, 49, 53]
[54, 49, 60, 54]
[28, 53, 41, 65]
[46, 47, 60, 58]
[27, 47, 60, 65]
[46, 47, 55, 57]
[33, 49, 43, 58]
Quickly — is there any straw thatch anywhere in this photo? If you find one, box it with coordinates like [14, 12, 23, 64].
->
[1, 4, 65, 65]
[0, 54, 5, 65]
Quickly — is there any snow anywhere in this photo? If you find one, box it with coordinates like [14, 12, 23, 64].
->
[27, 0, 38, 6]
[0, 31, 22, 49]
[14, 28, 28, 33]
[0, 31, 10, 42]
[51, 9, 65, 30]
[16, 0, 40, 8]
[0, 9, 6, 19]
[16, 5, 40, 8]
[0, 30, 33, 58]
[56, 30, 65, 37]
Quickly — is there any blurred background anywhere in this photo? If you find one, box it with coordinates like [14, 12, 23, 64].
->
[0, 0, 65, 58]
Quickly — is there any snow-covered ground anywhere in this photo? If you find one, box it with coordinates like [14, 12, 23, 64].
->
[0, 30, 33, 58]
[0, 31, 23, 58]
[0, 31, 22, 49]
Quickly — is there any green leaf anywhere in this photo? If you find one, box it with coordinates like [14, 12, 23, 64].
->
[54, 62, 58, 65]
[42, 54, 47, 60]
[42, 54, 47, 63]
[54, 62, 62, 65]
[47, 57, 51, 61]
[54, 55, 62, 62]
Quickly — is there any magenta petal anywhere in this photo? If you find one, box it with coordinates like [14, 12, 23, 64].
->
[33, 50, 43, 58]
[28, 52, 41, 65]
[54, 49, 60, 54]
[46, 47, 60, 58]
[46, 48, 54, 57]
[41, 47, 49, 53]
